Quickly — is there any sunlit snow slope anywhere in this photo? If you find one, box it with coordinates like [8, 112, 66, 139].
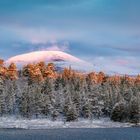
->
[6, 51, 93, 72]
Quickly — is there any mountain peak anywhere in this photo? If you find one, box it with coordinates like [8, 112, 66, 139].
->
[6, 51, 94, 72]
[6, 51, 83, 64]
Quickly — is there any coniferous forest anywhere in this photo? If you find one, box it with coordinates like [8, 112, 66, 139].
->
[0, 60, 139, 124]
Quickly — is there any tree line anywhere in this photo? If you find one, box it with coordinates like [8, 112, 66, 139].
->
[0, 60, 139, 124]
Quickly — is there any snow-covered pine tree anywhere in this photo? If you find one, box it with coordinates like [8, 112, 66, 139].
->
[63, 90, 78, 122]
[129, 95, 140, 124]
[81, 98, 92, 119]
[4, 80, 17, 115]
[0, 77, 6, 115]
[111, 101, 128, 122]
[19, 84, 30, 118]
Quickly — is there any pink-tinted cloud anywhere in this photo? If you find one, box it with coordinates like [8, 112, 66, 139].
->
[116, 59, 129, 66]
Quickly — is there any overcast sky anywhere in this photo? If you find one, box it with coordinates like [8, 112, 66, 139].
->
[0, 0, 140, 74]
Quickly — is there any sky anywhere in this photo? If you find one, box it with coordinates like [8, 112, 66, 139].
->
[0, 0, 140, 75]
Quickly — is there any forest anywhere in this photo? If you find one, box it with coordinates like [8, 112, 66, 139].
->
[0, 59, 139, 124]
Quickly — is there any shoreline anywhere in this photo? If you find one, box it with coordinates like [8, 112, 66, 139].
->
[0, 117, 137, 129]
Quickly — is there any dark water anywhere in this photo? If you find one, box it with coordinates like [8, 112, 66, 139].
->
[0, 128, 139, 140]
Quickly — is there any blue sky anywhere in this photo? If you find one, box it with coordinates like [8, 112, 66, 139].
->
[0, 0, 140, 74]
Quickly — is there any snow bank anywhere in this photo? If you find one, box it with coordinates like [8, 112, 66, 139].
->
[0, 117, 132, 129]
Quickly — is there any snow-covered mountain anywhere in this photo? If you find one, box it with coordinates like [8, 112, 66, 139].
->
[6, 51, 94, 72]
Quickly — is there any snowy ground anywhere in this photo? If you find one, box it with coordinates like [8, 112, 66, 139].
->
[0, 117, 134, 129]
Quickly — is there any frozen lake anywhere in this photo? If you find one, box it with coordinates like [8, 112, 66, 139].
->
[0, 127, 139, 140]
